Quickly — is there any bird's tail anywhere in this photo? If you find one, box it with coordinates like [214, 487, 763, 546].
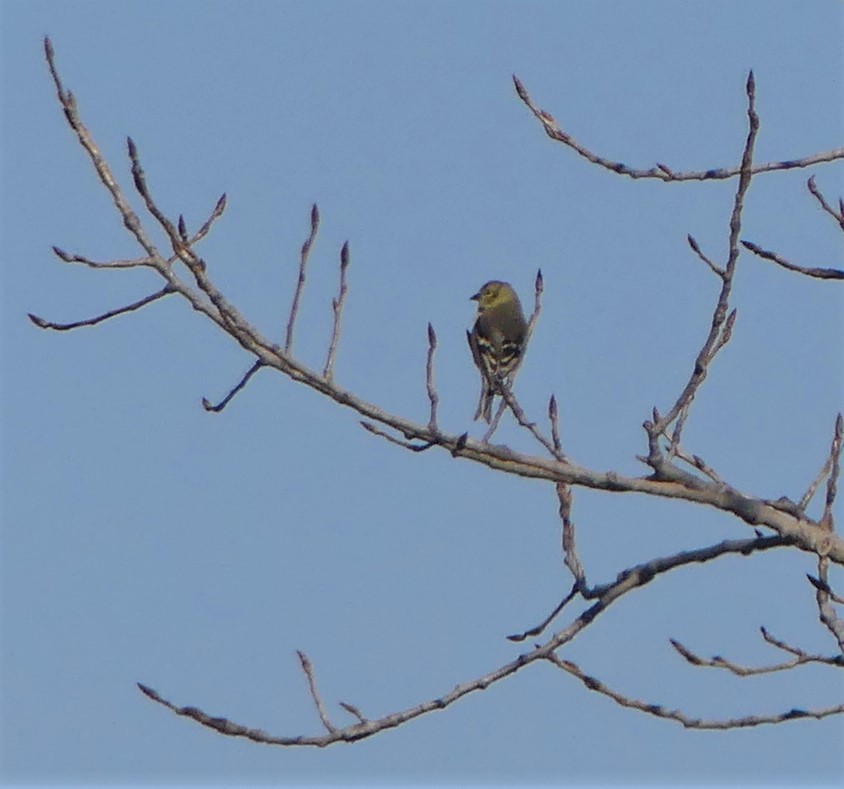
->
[474, 383, 494, 423]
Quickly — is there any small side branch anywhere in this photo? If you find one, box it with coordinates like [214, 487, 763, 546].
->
[297, 650, 336, 733]
[498, 386, 566, 462]
[202, 359, 265, 413]
[425, 323, 440, 432]
[544, 653, 844, 729]
[323, 241, 349, 381]
[28, 285, 174, 331]
[741, 240, 844, 281]
[127, 137, 182, 253]
[669, 634, 843, 676]
[649, 72, 758, 451]
[512, 73, 844, 182]
[807, 175, 844, 232]
[548, 395, 564, 457]
[511, 533, 793, 642]
[687, 235, 725, 278]
[557, 481, 584, 587]
[192, 193, 228, 245]
[285, 204, 320, 354]
[360, 421, 435, 453]
[814, 556, 844, 652]
[821, 413, 843, 528]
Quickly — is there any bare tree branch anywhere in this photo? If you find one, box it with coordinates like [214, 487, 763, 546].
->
[425, 323, 440, 432]
[192, 193, 228, 245]
[822, 413, 843, 528]
[669, 634, 843, 676]
[285, 204, 320, 354]
[807, 175, 844, 232]
[741, 240, 844, 281]
[687, 234, 725, 278]
[297, 650, 336, 733]
[28, 285, 174, 331]
[546, 395, 559, 450]
[510, 534, 793, 642]
[648, 71, 758, 453]
[544, 653, 844, 729]
[512, 74, 844, 182]
[806, 574, 844, 606]
[202, 359, 265, 413]
[323, 240, 349, 381]
[815, 557, 844, 652]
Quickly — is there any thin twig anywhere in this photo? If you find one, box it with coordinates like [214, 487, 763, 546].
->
[807, 176, 844, 232]
[499, 386, 566, 462]
[202, 359, 265, 412]
[44, 37, 163, 262]
[425, 323, 439, 432]
[359, 421, 434, 452]
[507, 582, 579, 642]
[650, 72, 759, 451]
[814, 557, 844, 652]
[544, 653, 844, 729]
[50, 245, 153, 269]
[687, 235, 725, 277]
[510, 534, 793, 643]
[512, 73, 844, 182]
[285, 204, 320, 354]
[822, 413, 843, 528]
[741, 240, 844, 280]
[806, 575, 844, 606]
[339, 701, 368, 724]
[28, 286, 174, 331]
[558, 481, 584, 587]
[663, 436, 723, 483]
[669, 636, 842, 676]
[127, 137, 182, 254]
[192, 193, 228, 245]
[800, 460, 834, 512]
[296, 650, 336, 734]
[323, 240, 349, 380]
[548, 395, 563, 455]
[481, 399, 508, 442]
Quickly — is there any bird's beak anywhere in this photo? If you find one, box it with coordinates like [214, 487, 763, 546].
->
[470, 291, 480, 301]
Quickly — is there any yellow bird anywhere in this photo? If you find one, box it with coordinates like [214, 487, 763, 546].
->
[467, 280, 528, 422]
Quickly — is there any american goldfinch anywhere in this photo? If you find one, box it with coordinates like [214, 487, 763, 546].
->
[467, 280, 528, 423]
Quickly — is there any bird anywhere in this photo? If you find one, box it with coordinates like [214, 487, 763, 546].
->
[467, 280, 528, 423]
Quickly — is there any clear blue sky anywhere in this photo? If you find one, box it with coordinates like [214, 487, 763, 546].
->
[2, 1, 842, 786]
